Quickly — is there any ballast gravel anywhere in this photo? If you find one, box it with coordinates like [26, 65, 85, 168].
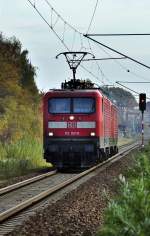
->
[8, 151, 137, 236]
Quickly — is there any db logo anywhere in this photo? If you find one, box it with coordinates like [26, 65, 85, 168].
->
[67, 122, 77, 128]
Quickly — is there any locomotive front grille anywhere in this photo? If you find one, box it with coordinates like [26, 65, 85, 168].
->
[44, 137, 99, 168]
[48, 142, 95, 153]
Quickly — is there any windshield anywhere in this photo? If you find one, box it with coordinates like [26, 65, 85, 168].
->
[48, 98, 71, 114]
[73, 98, 95, 113]
[48, 97, 95, 114]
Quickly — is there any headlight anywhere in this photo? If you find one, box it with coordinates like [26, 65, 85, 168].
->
[48, 132, 54, 136]
[90, 132, 95, 136]
[69, 115, 74, 120]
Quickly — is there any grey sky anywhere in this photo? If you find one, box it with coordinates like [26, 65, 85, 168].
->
[1, 0, 150, 98]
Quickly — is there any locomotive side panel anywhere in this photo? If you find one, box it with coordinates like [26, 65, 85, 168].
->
[103, 97, 111, 149]
[96, 94, 104, 149]
[110, 105, 118, 154]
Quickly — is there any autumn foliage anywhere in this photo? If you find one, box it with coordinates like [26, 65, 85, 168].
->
[0, 34, 47, 178]
[0, 33, 41, 143]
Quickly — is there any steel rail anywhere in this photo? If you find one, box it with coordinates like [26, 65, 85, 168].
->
[0, 142, 139, 223]
[0, 170, 57, 196]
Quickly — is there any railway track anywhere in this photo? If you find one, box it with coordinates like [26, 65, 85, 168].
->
[0, 142, 139, 235]
[0, 170, 57, 196]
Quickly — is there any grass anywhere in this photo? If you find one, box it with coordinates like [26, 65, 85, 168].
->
[0, 136, 51, 180]
[118, 137, 134, 146]
[96, 143, 150, 236]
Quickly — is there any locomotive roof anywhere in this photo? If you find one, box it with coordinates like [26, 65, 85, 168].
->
[45, 89, 103, 98]
[47, 88, 103, 94]
[44, 89, 118, 109]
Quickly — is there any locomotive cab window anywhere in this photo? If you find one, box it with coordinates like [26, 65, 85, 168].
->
[48, 98, 71, 114]
[73, 98, 95, 113]
[48, 97, 95, 114]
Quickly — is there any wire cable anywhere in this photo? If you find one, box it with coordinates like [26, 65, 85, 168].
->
[44, 0, 81, 33]
[27, 0, 150, 87]
[80, 64, 105, 85]
[27, 0, 108, 85]
[85, 35, 150, 70]
[27, 0, 70, 50]
[90, 40, 150, 82]
[87, 33, 150, 36]
[43, 0, 108, 84]
[44, 0, 108, 84]
[87, 38, 110, 83]
[116, 81, 150, 100]
[86, 0, 99, 34]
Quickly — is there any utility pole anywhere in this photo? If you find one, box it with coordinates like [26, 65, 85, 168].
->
[139, 93, 146, 147]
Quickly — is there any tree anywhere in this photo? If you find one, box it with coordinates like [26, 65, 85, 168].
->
[0, 33, 41, 143]
[101, 86, 137, 108]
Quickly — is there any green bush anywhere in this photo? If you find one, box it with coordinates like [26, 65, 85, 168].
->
[0, 136, 50, 179]
[0, 142, 7, 159]
[97, 145, 150, 236]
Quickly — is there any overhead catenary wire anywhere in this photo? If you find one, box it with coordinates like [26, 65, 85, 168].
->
[26, 0, 108, 85]
[32, 0, 146, 86]
[44, 0, 108, 84]
[116, 81, 150, 100]
[85, 35, 150, 99]
[84, 32, 150, 88]
[84, 32, 150, 82]
[116, 81, 150, 83]
[85, 33, 150, 98]
[116, 81, 141, 95]
[80, 64, 105, 85]
[84, 34, 150, 70]
[87, 33, 150, 36]
[27, 0, 70, 51]
[85, 33, 150, 81]
[93, 42, 150, 82]
[86, 0, 99, 34]
[78, 57, 126, 61]
[87, 38, 111, 83]
[44, 0, 81, 34]
[27, 0, 150, 89]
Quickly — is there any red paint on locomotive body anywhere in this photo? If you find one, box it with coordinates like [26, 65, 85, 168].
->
[111, 104, 118, 146]
[43, 89, 118, 169]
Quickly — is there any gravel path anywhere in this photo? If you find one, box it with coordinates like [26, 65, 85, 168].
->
[8, 151, 137, 236]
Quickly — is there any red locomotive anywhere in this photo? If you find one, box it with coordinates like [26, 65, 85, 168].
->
[43, 88, 118, 169]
